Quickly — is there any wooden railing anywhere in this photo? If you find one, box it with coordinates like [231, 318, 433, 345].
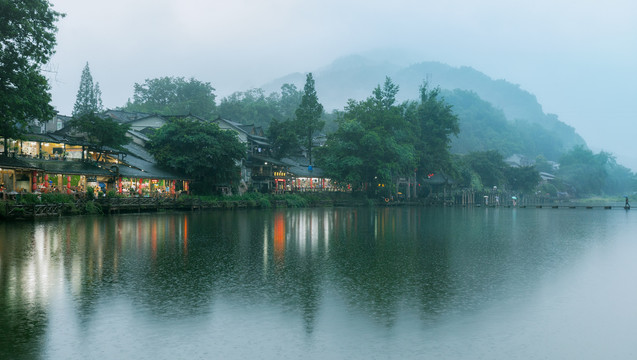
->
[5, 203, 65, 218]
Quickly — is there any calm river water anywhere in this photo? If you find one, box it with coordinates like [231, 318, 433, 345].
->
[1, 207, 636, 359]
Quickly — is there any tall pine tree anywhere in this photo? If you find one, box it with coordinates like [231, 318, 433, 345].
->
[72, 62, 103, 117]
[70, 62, 128, 156]
[295, 73, 324, 166]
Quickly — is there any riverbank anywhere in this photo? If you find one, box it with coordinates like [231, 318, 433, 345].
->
[0, 192, 379, 220]
[1, 191, 630, 220]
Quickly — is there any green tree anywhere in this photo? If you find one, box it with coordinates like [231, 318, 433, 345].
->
[505, 165, 541, 193]
[411, 83, 459, 178]
[124, 77, 216, 118]
[69, 113, 131, 159]
[558, 145, 610, 196]
[279, 83, 303, 120]
[72, 62, 103, 117]
[1, 0, 64, 155]
[602, 159, 637, 196]
[462, 150, 508, 190]
[147, 118, 246, 186]
[534, 155, 555, 173]
[267, 118, 300, 159]
[317, 77, 415, 194]
[295, 73, 324, 166]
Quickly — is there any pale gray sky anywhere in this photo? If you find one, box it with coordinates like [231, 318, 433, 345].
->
[47, 0, 637, 169]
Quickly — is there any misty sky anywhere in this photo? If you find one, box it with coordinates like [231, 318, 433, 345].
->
[46, 0, 637, 169]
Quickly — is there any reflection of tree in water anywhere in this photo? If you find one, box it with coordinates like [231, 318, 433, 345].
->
[329, 208, 434, 327]
[230, 209, 326, 335]
[0, 222, 50, 358]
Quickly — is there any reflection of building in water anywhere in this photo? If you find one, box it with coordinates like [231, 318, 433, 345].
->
[264, 210, 335, 271]
[1, 215, 191, 315]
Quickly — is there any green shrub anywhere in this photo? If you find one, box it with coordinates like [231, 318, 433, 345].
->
[40, 193, 74, 204]
[283, 194, 308, 208]
[84, 201, 102, 214]
[19, 193, 41, 204]
[106, 190, 124, 199]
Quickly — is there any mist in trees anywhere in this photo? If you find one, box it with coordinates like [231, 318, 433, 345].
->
[124, 77, 217, 119]
[217, 85, 302, 128]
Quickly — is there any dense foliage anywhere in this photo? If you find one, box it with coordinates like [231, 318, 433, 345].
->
[1, 0, 63, 155]
[266, 118, 301, 159]
[147, 118, 246, 187]
[69, 113, 131, 153]
[124, 77, 217, 119]
[317, 78, 416, 194]
[408, 84, 460, 178]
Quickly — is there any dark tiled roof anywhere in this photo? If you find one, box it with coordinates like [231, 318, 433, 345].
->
[119, 143, 186, 180]
[104, 110, 153, 123]
[0, 156, 40, 170]
[280, 157, 325, 177]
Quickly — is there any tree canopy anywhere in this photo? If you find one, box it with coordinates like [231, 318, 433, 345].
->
[147, 118, 246, 187]
[317, 77, 416, 194]
[69, 113, 131, 155]
[1, 0, 64, 154]
[409, 83, 459, 178]
[557, 145, 612, 196]
[266, 118, 301, 159]
[124, 77, 217, 119]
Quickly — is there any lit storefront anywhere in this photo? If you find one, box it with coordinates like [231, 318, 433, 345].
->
[274, 170, 289, 192]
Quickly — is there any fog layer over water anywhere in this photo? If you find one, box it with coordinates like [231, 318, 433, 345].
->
[1, 208, 636, 359]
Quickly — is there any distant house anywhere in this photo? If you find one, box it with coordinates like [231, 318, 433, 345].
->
[212, 117, 275, 191]
[212, 117, 270, 156]
[505, 154, 533, 168]
[29, 113, 72, 134]
[104, 110, 168, 146]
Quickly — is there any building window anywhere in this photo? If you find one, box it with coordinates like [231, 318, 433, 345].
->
[56, 120, 63, 130]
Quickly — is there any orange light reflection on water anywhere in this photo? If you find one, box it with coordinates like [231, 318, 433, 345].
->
[274, 212, 285, 263]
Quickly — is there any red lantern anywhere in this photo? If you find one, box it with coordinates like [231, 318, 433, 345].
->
[67, 175, 71, 189]
[32, 171, 38, 191]
[118, 177, 122, 194]
[44, 174, 49, 188]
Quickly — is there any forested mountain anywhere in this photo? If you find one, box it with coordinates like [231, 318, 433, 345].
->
[262, 55, 586, 161]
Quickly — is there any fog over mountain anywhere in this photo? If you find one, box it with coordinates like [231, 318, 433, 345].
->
[263, 53, 586, 157]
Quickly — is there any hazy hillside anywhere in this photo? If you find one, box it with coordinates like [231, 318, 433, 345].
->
[262, 54, 586, 160]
